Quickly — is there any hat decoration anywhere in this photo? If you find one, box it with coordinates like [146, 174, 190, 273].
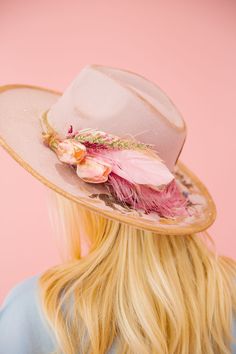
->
[41, 111, 190, 219]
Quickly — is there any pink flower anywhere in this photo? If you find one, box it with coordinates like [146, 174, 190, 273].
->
[76, 156, 112, 183]
[56, 139, 86, 164]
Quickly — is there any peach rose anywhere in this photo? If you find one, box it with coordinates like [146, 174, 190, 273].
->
[76, 155, 112, 183]
[56, 139, 86, 164]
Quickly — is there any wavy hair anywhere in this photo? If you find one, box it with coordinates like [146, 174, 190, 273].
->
[39, 190, 236, 354]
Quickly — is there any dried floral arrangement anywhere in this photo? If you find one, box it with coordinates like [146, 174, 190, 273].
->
[42, 124, 189, 219]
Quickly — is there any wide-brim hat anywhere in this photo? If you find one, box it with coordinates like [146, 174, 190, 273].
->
[0, 64, 216, 235]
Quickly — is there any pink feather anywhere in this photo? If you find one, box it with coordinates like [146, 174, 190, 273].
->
[87, 149, 175, 187]
[106, 172, 189, 218]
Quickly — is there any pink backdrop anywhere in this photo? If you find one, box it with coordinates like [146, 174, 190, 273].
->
[1, 0, 236, 303]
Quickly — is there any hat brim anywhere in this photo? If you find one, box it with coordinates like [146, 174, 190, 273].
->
[0, 84, 216, 235]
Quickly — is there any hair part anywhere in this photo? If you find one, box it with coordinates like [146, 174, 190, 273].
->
[39, 189, 236, 354]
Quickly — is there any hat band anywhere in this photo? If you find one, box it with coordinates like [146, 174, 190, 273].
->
[40, 110, 58, 136]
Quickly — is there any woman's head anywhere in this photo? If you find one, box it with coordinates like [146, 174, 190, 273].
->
[39, 189, 236, 354]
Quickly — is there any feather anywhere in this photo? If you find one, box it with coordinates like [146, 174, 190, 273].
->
[106, 172, 189, 218]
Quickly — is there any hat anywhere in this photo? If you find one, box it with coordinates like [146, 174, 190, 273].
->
[0, 64, 216, 235]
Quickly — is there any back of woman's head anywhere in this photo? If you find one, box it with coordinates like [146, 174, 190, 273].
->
[39, 190, 236, 354]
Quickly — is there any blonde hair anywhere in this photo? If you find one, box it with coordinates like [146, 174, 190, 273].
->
[39, 189, 236, 354]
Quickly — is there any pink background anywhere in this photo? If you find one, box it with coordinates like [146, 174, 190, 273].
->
[0, 0, 236, 303]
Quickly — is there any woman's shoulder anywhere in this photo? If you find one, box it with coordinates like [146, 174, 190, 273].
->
[231, 307, 236, 353]
[1, 273, 40, 307]
[0, 273, 57, 354]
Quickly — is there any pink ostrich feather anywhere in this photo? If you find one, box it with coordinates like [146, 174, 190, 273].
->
[106, 172, 189, 218]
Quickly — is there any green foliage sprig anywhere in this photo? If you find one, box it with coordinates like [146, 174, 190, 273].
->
[73, 128, 155, 151]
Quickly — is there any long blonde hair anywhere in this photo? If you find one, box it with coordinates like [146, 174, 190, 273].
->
[39, 189, 236, 354]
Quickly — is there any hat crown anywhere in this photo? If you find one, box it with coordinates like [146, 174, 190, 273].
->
[47, 64, 187, 172]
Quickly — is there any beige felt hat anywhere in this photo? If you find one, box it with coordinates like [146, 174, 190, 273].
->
[0, 64, 216, 235]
